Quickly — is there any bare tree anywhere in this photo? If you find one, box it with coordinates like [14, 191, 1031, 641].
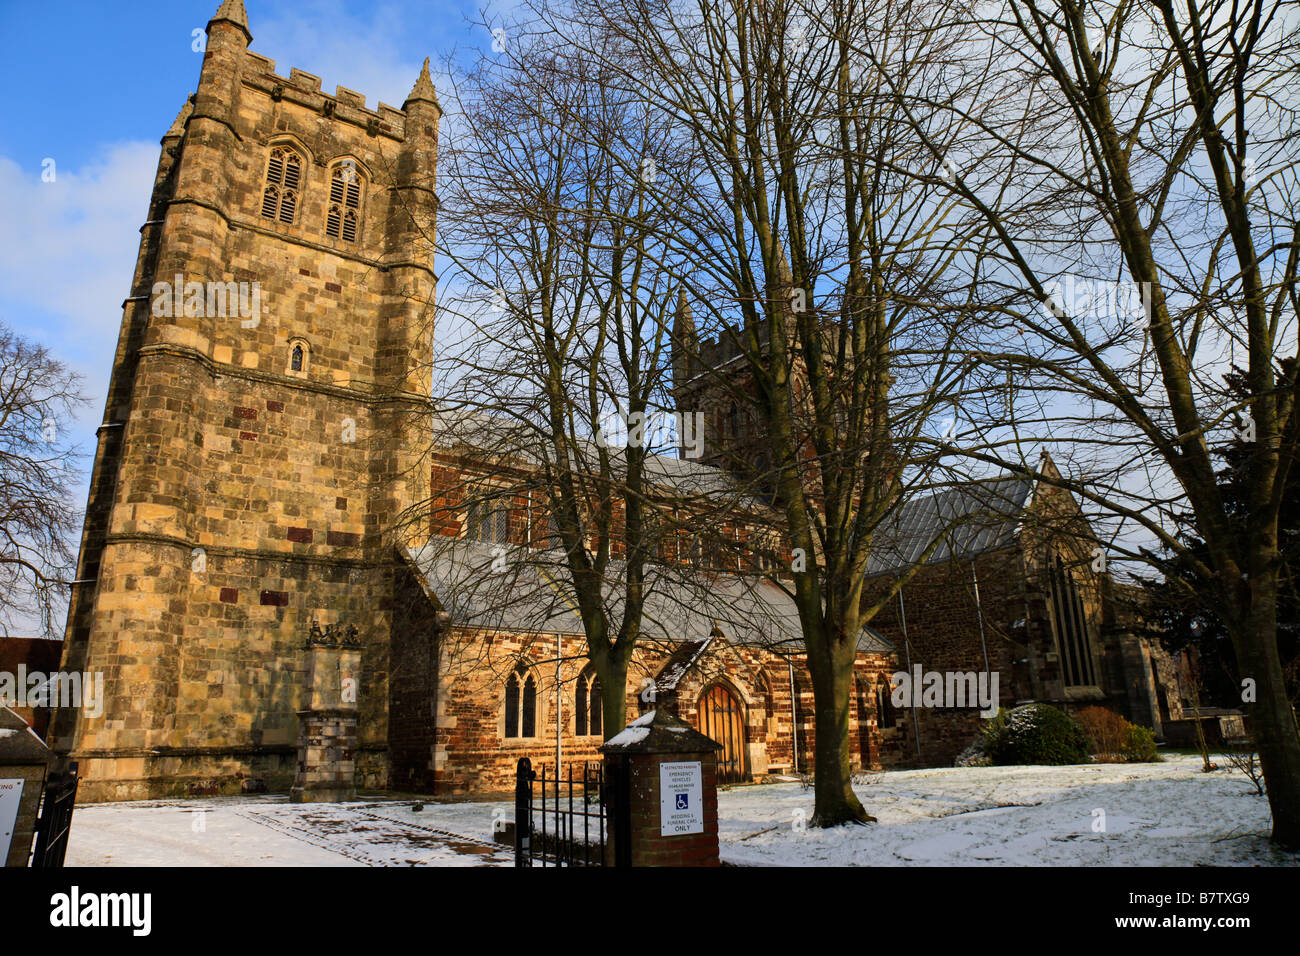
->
[0, 322, 85, 636]
[862, 0, 1300, 845]
[423, 28, 759, 739]
[531, 0, 1002, 825]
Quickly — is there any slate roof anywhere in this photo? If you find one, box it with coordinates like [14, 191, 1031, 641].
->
[405, 539, 893, 654]
[864, 476, 1034, 575]
[430, 406, 747, 500]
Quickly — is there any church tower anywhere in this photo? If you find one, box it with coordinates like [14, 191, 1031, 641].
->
[53, 1, 439, 800]
[671, 285, 796, 493]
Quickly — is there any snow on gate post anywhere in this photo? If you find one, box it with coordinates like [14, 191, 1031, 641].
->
[599, 709, 722, 867]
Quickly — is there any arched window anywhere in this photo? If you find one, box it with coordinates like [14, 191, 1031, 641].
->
[467, 497, 510, 544]
[261, 145, 302, 224]
[285, 338, 310, 376]
[325, 161, 364, 242]
[575, 669, 602, 737]
[875, 680, 897, 730]
[727, 402, 739, 436]
[1049, 553, 1097, 687]
[505, 666, 537, 739]
[575, 673, 587, 736]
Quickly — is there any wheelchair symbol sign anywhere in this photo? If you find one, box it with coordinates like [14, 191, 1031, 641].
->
[660, 761, 704, 835]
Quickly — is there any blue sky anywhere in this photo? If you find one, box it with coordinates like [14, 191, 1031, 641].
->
[0, 0, 508, 633]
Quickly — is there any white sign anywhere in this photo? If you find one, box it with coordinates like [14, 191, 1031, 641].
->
[659, 761, 703, 835]
[0, 778, 25, 859]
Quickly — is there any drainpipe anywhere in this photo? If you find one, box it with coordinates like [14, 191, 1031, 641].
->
[787, 659, 799, 774]
[555, 631, 563, 776]
[898, 589, 922, 758]
[430, 611, 447, 794]
[971, 561, 991, 676]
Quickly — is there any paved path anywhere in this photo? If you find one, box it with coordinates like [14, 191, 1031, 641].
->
[65, 797, 513, 867]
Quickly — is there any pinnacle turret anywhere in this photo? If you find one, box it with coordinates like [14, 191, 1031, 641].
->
[165, 94, 195, 139]
[209, 0, 252, 43]
[672, 286, 699, 399]
[405, 57, 440, 108]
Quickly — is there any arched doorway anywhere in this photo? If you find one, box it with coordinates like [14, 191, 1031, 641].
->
[698, 684, 747, 784]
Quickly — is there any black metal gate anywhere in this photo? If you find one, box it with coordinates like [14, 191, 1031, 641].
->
[514, 757, 613, 866]
[31, 760, 79, 868]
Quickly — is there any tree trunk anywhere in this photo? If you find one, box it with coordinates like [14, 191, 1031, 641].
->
[1231, 572, 1300, 848]
[808, 645, 874, 827]
[1186, 656, 1215, 772]
[597, 652, 632, 742]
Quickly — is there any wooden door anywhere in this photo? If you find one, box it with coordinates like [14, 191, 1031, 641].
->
[698, 684, 747, 784]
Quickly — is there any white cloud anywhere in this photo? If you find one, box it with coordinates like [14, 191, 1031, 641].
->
[252, 0, 456, 112]
[0, 142, 159, 345]
[0, 143, 159, 636]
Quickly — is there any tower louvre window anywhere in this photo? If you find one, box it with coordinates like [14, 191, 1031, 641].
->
[262, 146, 302, 225]
[326, 163, 364, 241]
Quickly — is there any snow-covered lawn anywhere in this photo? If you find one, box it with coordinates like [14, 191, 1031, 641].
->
[64, 755, 1297, 866]
[717, 756, 1297, 866]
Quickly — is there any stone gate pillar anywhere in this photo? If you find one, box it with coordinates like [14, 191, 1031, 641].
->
[600, 709, 722, 867]
[291, 623, 362, 803]
[0, 707, 49, 866]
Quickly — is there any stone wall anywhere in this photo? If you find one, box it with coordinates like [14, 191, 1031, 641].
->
[392, 608, 894, 794]
[54, 10, 437, 801]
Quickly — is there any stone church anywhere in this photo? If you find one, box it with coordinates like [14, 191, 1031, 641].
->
[52, 1, 1177, 801]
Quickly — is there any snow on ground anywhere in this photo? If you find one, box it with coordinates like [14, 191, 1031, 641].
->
[64, 755, 1297, 866]
[66, 796, 513, 867]
[716, 756, 1298, 867]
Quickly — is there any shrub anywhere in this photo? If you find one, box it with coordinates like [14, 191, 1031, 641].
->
[954, 742, 992, 768]
[1076, 705, 1161, 762]
[981, 703, 1090, 766]
[1121, 723, 1160, 762]
[1076, 706, 1127, 758]
[1222, 737, 1266, 795]
[955, 707, 1008, 766]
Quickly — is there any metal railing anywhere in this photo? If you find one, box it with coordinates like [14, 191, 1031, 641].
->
[514, 757, 606, 866]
